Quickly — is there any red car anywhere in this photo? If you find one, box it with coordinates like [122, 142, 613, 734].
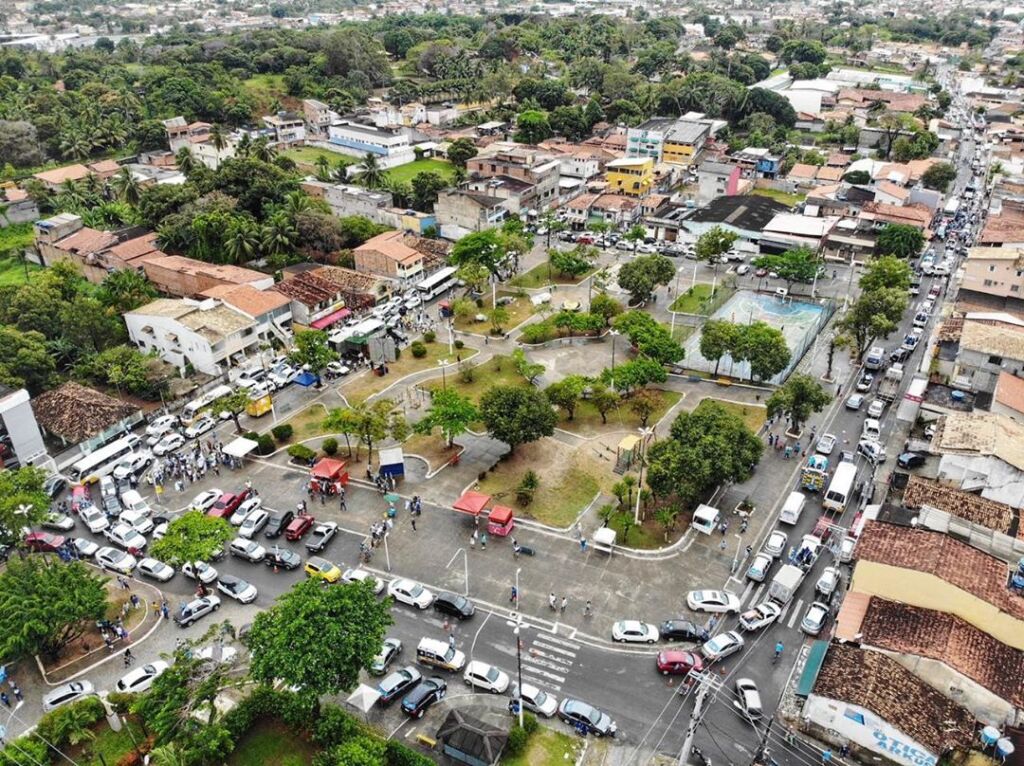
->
[285, 513, 315, 541]
[656, 650, 704, 676]
[209, 489, 251, 520]
[25, 532, 67, 552]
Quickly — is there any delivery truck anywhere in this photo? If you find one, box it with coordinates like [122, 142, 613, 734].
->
[768, 564, 805, 604]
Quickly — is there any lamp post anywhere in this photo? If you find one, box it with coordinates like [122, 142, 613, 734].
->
[609, 330, 620, 373]
[731, 532, 744, 575]
[447, 320, 455, 355]
[446, 548, 469, 596]
[382, 531, 391, 572]
[507, 612, 526, 728]
[438, 358, 452, 390]
[633, 426, 654, 524]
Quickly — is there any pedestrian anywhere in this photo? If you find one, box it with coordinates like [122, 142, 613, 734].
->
[448, 633, 456, 649]
[470, 530, 477, 549]
[10, 684, 22, 702]
[560, 596, 567, 613]
[130, 593, 140, 609]
[123, 648, 133, 667]
[340, 496, 348, 511]
[161, 601, 170, 620]
[410, 517, 416, 532]
[580, 537, 587, 552]
[584, 600, 592, 616]
[510, 586, 518, 604]
[480, 532, 487, 550]
[0, 692, 8, 708]
[549, 593, 557, 610]
[719, 539, 727, 551]
[740, 519, 748, 533]
[822, 750, 832, 766]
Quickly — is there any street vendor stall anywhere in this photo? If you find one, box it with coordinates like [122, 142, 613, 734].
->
[377, 447, 405, 480]
[223, 436, 259, 468]
[310, 457, 349, 495]
[452, 490, 491, 517]
[591, 527, 616, 554]
[487, 505, 515, 537]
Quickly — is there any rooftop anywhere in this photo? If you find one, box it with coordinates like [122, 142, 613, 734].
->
[959, 319, 1024, 361]
[33, 163, 91, 185]
[901, 475, 1017, 537]
[689, 194, 789, 230]
[813, 644, 975, 755]
[995, 371, 1024, 419]
[142, 255, 269, 286]
[762, 213, 838, 238]
[857, 597, 1024, 708]
[855, 521, 1024, 622]
[664, 120, 709, 144]
[107, 232, 162, 263]
[698, 160, 737, 177]
[788, 163, 818, 180]
[54, 227, 118, 255]
[355, 231, 424, 265]
[934, 411, 1024, 472]
[980, 211, 1024, 245]
[966, 246, 1024, 262]
[198, 284, 290, 317]
[32, 381, 139, 443]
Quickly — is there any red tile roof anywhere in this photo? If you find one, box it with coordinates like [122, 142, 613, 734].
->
[901, 475, 1017, 536]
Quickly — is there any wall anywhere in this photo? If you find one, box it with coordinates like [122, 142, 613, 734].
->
[803, 695, 940, 766]
[0, 388, 46, 465]
[851, 560, 1024, 650]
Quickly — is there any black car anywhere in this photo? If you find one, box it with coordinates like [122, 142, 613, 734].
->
[377, 666, 422, 706]
[264, 548, 302, 570]
[433, 592, 475, 620]
[401, 677, 447, 719]
[897, 452, 926, 469]
[264, 510, 294, 539]
[557, 699, 617, 737]
[659, 619, 708, 643]
[43, 474, 67, 499]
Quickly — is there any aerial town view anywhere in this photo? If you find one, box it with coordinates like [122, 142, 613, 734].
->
[0, 1, 1022, 765]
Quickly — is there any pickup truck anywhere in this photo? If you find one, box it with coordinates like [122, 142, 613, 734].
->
[791, 534, 823, 570]
[876, 363, 904, 403]
[767, 564, 804, 604]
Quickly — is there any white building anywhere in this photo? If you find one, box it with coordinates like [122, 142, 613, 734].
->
[325, 120, 415, 168]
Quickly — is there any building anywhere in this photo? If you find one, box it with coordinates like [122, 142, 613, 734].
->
[0, 188, 39, 228]
[697, 161, 741, 206]
[589, 193, 641, 228]
[353, 231, 426, 283]
[464, 175, 537, 214]
[901, 475, 1020, 544]
[626, 118, 709, 166]
[930, 411, 1024, 508]
[275, 265, 383, 329]
[198, 284, 293, 346]
[682, 194, 790, 244]
[852, 520, 1024, 649]
[434, 190, 509, 240]
[605, 157, 654, 198]
[759, 213, 839, 253]
[952, 319, 1024, 392]
[326, 120, 415, 167]
[801, 644, 975, 766]
[466, 143, 562, 212]
[142, 255, 272, 298]
[303, 99, 334, 137]
[125, 298, 261, 377]
[0, 386, 46, 468]
[31, 163, 92, 191]
[436, 710, 507, 766]
[301, 179, 394, 223]
[33, 214, 123, 281]
[32, 381, 143, 452]
[961, 246, 1024, 301]
[262, 112, 306, 144]
[992, 370, 1024, 422]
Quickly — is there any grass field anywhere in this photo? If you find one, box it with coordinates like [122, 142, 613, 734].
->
[695, 397, 767, 432]
[751, 188, 806, 207]
[670, 284, 715, 313]
[228, 720, 318, 766]
[501, 726, 581, 766]
[77, 720, 146, 765]
[453, 293, 534, 334]
[385, 158, 455, 184]
[0, 253, 39, 285]
[277, 402, 330, 440]
[242, 74, 290, 112]
[340, 342, 478, 404]
[423, 355, 526, 408]
[282, 146, 355, 170]
[509, 261, 593, 289]
[568, 390, 682, 435]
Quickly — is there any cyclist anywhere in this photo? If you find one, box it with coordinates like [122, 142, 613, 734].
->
[774, 641, 784, 661]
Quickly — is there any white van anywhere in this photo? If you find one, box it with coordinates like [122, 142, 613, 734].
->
[862, 418, 881, 442]
[864, 346, 885, 371]
[416, 637, 466, 672]
[779, 491, 807, 525]
[120, 489, 151, 517]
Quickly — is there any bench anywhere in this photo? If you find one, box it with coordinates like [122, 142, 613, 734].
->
[416, 734, 437, 748]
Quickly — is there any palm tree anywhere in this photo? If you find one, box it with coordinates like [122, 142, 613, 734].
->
[59, 130, 91, 160]
[261, 211, 297, 259]
[235, 132, 252, 158]
[251, 137, 276, 163]
[111, 166, 142, 207]
[209, 123, 227, 152]
[175, 146, 196, 175]
[99, 268, 157, 312]
[383, 177, 412, 208]
[283, 191, 313, 217]
[355, 152, 386, 189]
[225, 218, 261, 264]
[331, 159, 351, 183]
[314, 155, 331, 181]
[57, 178, 86, 211]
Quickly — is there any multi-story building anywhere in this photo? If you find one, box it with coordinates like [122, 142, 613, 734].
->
[141, 255, 273, 298]
[466, 143, 562, 212]
[961, 246, 1024, 301]
[434, 190, 509, 239]
[626, 117, 709, 166]
[275, 265, 383, 330]
[326, 120, 415, 167]
[301, 180, 394, 223]
[353, 231, 429, 283]
[697, 161, 741, 205]
[303, 99, 334, 137]
[262, 112, 306, 144]
[604, 157, 654, 198]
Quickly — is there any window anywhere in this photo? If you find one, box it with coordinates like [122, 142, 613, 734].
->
[989, 265, 996, 272]
[843, 710, 865, 725]
[989, 355, 1003, 365]
[1013, 285, 1020, 293]
[984, 279, 994, 286]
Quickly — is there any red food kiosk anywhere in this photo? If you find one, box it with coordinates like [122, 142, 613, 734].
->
[452, 490, 491, 518]
[310, 458, 349, 495]
[487, 505, 515, 537]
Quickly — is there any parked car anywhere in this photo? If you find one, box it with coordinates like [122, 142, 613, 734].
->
[897, 452, 926, 468]
[845, 394, 865, 411]
[72, 537, 99, 558]
[190, 489, 224, 514]
[24, 531, 66, 553]
[181, 561, 219, 584]
[815, 567, 841, 599]
[746, 553, 773, 583]
[238, 508, 269, 538]
[228, 538, 266, 563]
[305, 521, 338, 553]
[656, 650, 704, 675]
[815, 434, 837, 455]
[401, 677, 447, 718]
[264, 547, 302, 570]
[152, 433, 185, 456]
[174, 595, 221, 627]
[658, 619, 707, 642]
[42, 512, 75, 532]
[463, 661, 510, 693]
[867, 400, 886, 418]
[510, 682, 558, 717]
[216, 574, 258, 603]
[43, 681, 95, 712]
[857, 438, 887, 464]
[800, 601, 830, 636]
[95, 547, 136, 574]
[230, 497, 262, 526]
[342, 567, 385, 594]
[113, 453, 152, 482]
[146, 414, 179, 439]
[105, 523, 146, 551]
[855, 373, 874, 392]
[737, 601, 781, 632]
[210, 490, 251, 520]
[136, 557, 175, 582]
[611, 620, 660, 644]
[433, 592, 475, 620]
[557, 699, 617, 737]
[370, 638, 402, 676]
[184, 416, 217, 439]
[763, 530, 788, 559]
[733, 678, 763, 722]
[377, 666, 422, 706]
[263, 509, 294, 539]
[304, 556, 341, 583]
[700, 631, 745, 661]
[388, 578, 434, 609]
[284, 513, 315, 541]
[686, 590, 740, 613]
[116, 661, 169, 693]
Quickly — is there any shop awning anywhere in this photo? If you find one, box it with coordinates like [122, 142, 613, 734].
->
[223, 437, 258, 458]
[311, 307, 352, 330]
[453, 491, 491, 517]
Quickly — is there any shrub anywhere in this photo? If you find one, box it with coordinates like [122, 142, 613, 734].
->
[410, 341, 427, 358]
[459, 361, 475, 383]
[520, 321, 556, 344]
[243, 431, 259, 441]
[475, 298, 484, 308]
[516, 469, 540, 507]
[256, 435, 275, 455]
[385, 739, 436, 766]
[454, 339, 465, 349]
[505, 724, 530, 757]
[322, 437, 339, 456]
[313, 703, 362, 748]
[115, 752, 143, 766]
[423, 330, 436, 343]
[38, 696, 106, 747]
[106, 691, 137, 714]
[271, 424, 293, 442]
[522, 712, 539, 734]
[287, 444, 317, 463]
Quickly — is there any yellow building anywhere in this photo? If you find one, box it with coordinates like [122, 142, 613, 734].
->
[605, 157, 654, 198]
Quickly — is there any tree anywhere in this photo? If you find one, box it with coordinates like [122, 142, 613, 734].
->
[600, 357, 667, 393]
[325, 400, 406, 460]
[921, 161, 957, 192]
[248, 578, 391, 696]
[175, 146, 196, 175]
[321, 406, 363, 457]
[875, 223, 925, 259]
[446, 137, 478, 167]
[455, 262, 490, 295]
[545, 375, 588, 421]
[617, 254, 675, 304]
[624, 224, 647, 254]
[549, 245, 597, 278]
[513, 110, 552, 145]
[450, 229, 505, 276]
[410, 171, 447, 212]
[488, 306, 510, 334]
[511, 348, 545, 384]
[839, 287, 908, 355]
[0, 120, 44, 168]
[211, 389, 252, 433]
[739, 321, 791, 382]
[0, 558, 107, 661]
[843, 170, 871, 184]
[414, 388, 479, 446]
[289, 329, 334, 386]
[590, 293, 623, 326]
[875, 112, 916, 159]
[629, 389, 660, 427]
[695, 225, 738, 294]
[97, 269, 157, 313]
[355, 153, 386, 189]
[149, 511, 233, 568]
[699, 319, 740, 376]
[766, 373, 831, 434]
[479, 385, 557, 453]
[780, 39, 828, 65]
[0, 466, 57, 547]
[611, 310, 683, 365]
[752, 246, 819, 291]
[590, 383, 620, 424]
[110, 166, 142, 207]
[859, 255, 913, 293]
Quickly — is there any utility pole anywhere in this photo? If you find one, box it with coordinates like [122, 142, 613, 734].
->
[677, 670, 721, 766]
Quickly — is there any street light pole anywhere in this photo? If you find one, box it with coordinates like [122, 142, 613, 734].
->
[633, 426, 654, 524]
[731, 532, 744, 574]
[382, 531, 391, 572]
[609, 330, 619, 373]
[446, 548, 469, 596]
[513, 622, 524, 728]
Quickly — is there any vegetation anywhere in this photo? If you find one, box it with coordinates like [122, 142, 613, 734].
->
[149, 511, 233, 567]
[766, 373, 832, 433]
[480, 385, 557, 453]
[696, 320, 791, 382]
[413, 388, 479, 446]
[617, 254, 675, 304]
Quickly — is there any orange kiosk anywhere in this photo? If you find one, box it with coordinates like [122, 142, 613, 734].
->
[310, 458, 350, 495]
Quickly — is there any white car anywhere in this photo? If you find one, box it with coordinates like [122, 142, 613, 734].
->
[857, 438, 887, 464]
[216, 574, 258, 604]
[343, 568, 385, 594]
[387, 578, 434, 609]
[230, 496, 262, 526]
[511, 682, 558, 717]
[95, 546, 137, 575]
[734, 678, 763, 722]
[611, 620, 660, 644]
[71, 537, 99, 558]
[119, 509, 154, 535]
[801, 601, 830, 636]
[136, 557, 175, 582]
[113, 452, 153, 481]
[686, 590, 741, 613]
[700, 631, 745, 661]
[190, 489, 224, 513]
[152, 522, 168, 541]
[146, 415, 179, 438]
[116, 661, 169, 694]
[238, 508, 269, 538]
[763, 530, 787, 559]
[815, 434, 837, 455]
[228, 537, 266, 563]
[196, 644, 238, 664]
[464, 661, 510, 693]
[745, 553, 772, 583]
[326, 361, 351, 377]
[269, 365, 298, 387]
[80, 505, 110, 534]
[182, 561, 219, 584]
[105, 523, 146, 551]
[43, 681, 96, 712]
[867, 400, 886, 418]
[404, 295, 422, 309]
[152, 433, 185, 456]
[737, 601, 781, 632]
[815, 566, 841, 599]
[845, 394, 865, 410]
[184, 416, 217, 439]
[862, 418, 881, 441]
[735, 264, 750, 276]
[43, 512, 75, 531]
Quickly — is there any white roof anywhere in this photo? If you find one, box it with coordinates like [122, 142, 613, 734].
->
[378, 447, 404, 466]
[763, 213, 838, 237]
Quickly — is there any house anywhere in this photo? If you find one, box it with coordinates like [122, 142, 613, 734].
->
[198, 284, 293, 345]
[626, 117, 709, 166]
[874, 181, 911, 207]
[590, 193, 641, 227]
[852, 521, 1024, 650]
[464, 175, 537, 214]
[353, 231, 450, 283]
[951, 319, 1024, 393]
[32, 381, 143, 451]
[961, 246, 1024, 301]
[262, 112, 306, 145]
[327, 120, 415, 167]
[0, 385, 46, 468]
[466, 143, 562, 212]
[33, 214, 121, 280]
[605, 157, 654, 198]
[978, 210, 1024, 248]
[788, 163, 819, 185]
[801, 644, 975, 766]
[275, 265, 383, 329]
[434, 190, 509, 240]
[301, 179, 394, 224]
[141, 255, 273, 298]
[697, 161, 741, 206]
[759, 213, 839, 254]
[992, 370, 1024, 422]
[0, 187, 39, 228]
[31, 163, 92, 191]
[683, 194, 789, 244]
[859, 202, 932, 235]
[930, 411, 1024, 508]
[125, 298, 261, 377]
[436, 709, 507, 766]
[302, 99, 334, 137]
[901, 475, 1020, 542]
[87, 159, 121, 181]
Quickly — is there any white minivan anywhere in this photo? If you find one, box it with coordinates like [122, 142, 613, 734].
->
[864, 346, 885, 371]
[778, 491, 807, 525]
[120, 489, 151, 516]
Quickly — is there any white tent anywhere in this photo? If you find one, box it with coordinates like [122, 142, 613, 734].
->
[591, 527, 616, 554]
[223, 437, 258, 459]
[346, 683, 381, 714]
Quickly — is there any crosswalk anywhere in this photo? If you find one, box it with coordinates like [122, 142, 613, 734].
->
[734, 580, 806, 631]
[518, 632, 580, 692]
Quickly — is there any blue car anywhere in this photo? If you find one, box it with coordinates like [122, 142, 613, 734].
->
[401, 677, 446, 719]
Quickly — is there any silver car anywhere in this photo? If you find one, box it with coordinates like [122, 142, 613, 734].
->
[43, 680, 95, 711]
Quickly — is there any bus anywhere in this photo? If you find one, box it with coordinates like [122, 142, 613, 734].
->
[822, 461, 857, 514]
[181, 384, 233, 425]
[415, 266, 458, 300]
[943, 198, 959, 218]
[69, 434, 142, 484]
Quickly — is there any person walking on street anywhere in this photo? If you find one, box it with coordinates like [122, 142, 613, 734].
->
[470, 530, 477, 549]
[510, 586, 518, 604]
[0, 692, 9, 708]
[560, 596, 568, 613]
[410, 517, 416, 531]
[10, 684, 22, 702]
[549, 593, 557, 610]
[580, 538, 587, 552]
[124, 648, 133, 667]
[480, 532, 487, 550]
[584, 600, 592, 616]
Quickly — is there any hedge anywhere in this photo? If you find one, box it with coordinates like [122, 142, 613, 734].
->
[287, 444, 317, 463]
[271, 424, 294, 442]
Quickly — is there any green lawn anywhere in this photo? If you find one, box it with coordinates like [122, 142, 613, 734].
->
[502, 726, 581, 766]
[423, 354, 527, 407]
[751, 188, 806, 207]
[669, 324, 696, 343]
[79, 720, 146, 765]
[695, 397, 766, 432]
[228, 720, 319, 766]
[670, 284, 716, 313]
[606, 509, 666, 549]
[341, 341, 479, 404]
[282, 146, 355, 170]
[453, 293, 534, 334]
[385, 159, 455, 184]
[509, 261, 593, 288]
[242, 74, 289, 111]
[0, 253, 39, 285]
[568, 390, 682, 435]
